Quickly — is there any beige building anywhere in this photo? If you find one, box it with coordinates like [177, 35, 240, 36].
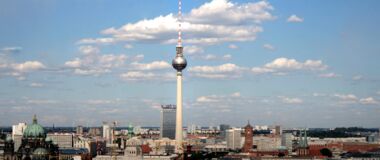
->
[47, 133, 74, 148]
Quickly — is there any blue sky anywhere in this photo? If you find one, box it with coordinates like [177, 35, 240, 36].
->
[0, 0, 379, 128]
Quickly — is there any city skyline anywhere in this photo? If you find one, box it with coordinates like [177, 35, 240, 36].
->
[0, 0, 380, 127]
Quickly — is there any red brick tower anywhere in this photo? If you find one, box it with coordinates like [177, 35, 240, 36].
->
[242, 121, 253, 152]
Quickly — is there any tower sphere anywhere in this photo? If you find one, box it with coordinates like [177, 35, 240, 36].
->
[172, 56, 187, 72]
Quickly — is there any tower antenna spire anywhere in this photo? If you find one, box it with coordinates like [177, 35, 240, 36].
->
[177, 0, 182, 47]
[172, 0, 187, 155]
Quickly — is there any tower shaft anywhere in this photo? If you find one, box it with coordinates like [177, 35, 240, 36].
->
[175, 71, 183, 153]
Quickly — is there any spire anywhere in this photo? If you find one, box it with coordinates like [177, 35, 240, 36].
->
[177, 0, 182, 47]
[304, 128, 308, 147]
[32, 114, 37, 124]
[299, 130, 304, 147]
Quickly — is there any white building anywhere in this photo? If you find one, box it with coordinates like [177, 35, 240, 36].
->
[12, 123, 27, 140]
[254, 136, 281, 151]
[308, 137, 367, 145]
[47, 133, 74, 148]
[281, 133, 293, 153]
[226, 128, 242, 150]
[74, 137, 98, 157]
[254, 125, 268, 130]
[102, 122, 112, 144]
[12, 123, 27, 151]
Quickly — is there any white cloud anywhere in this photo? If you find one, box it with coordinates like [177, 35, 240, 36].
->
[279, 96, 303, 104]
[333, 94, 379, 105]
[0, 47, 22, 54]
[223, 54, 232, 60]
[11, 61, 46, 72]
[79, 45, 100, 55]
[231, 92, 241, 97]
[287, 14, 303, 23]
[26, 99, 58, 105]
[64, 45, 128, 76]
[263, 44, 275, 50]
[251, 67, 275, 74]
[228, 44, 238, 49]
[79, 0, 274, 45]
[120, 71, 174, 81]
[0, 58, 45, 80]
[124, 44, 134, 49]
[64, 58, 82, 68]
[131, 54, 144, 62]
[187, 0, 274, 25]
[77, 38, 115, 45]
[29, 83, 44, 88]
[184, 45, 204, 55]
[130, 61, 171, 71]
[193, 54, 231, 61]
[73, 68, 110, 76]
[196, 92, 242, 104]
[196, 96, 219, 103]
[318, 72, 340, 78]
[334, 94, 358, 104]
[85, 99, 122, 105]
[98, 54, 127, 68]
[359, 97, 379, 105]
[312, 93, 326, 97]
[352, 75, 363, 81]
[189, 63, 246, 79]
[252, 57, 327, 75]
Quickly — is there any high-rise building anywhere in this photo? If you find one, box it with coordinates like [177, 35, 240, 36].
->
[76, 125, 83, 135]
[275, 125, 281, 136]
[160, 105, 176, 139]
[102, 122, 112, 144]
[88, 127, 101, 137]
[11, 123, 27, 151]
[219, 124, 230, 139]
[281, 132, 293, 153]
[242, 122, 253, 152]
[226, 128, 242, 150]
[172, 0, 187, 154]
[12, 123, 27, 140]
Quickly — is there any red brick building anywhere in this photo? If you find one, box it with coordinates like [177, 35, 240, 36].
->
[242, 122, 253, 152]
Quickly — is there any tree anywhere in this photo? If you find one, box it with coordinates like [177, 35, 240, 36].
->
[320, 148, 333, 157]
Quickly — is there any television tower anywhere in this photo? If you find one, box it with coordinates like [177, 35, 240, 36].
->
[172, 0, 187, 154]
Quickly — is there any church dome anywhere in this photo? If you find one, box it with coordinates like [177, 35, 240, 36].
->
[24, 115, 45, 138]
[32, 148, 49, 160]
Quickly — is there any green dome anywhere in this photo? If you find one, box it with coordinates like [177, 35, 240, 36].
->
[33, 148, 48, 155]
[24, 115, 45, 138]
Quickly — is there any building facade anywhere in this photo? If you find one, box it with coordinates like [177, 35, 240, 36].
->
[226, 128, 242, 150]
[46, 133, 73, 148]
[14, 115, 59, 160]
[242, 122, 253, 152]
[160, 105, 176, 140]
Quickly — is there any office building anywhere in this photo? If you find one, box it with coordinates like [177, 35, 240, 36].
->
[226, 128, 242, 150]
[76, 125, 83, 135]
[102, 122, 112, 144]
[47, 133, 74, 148]
[281, 132, 293, 153]
[160, 105, 176, 139]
